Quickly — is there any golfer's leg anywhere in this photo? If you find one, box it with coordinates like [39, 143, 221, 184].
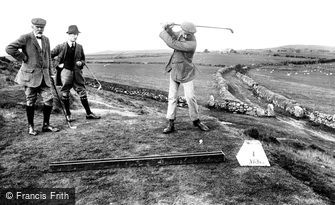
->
[74, 81, 91, 116]
[166, 75, 179, 120]
[60, 69, 73, 116]
[25, 86, 38, 135]
[40, 81, 59, 132]
[60, 68, 73, 94]
[183, 80, 199, 121]
[73, 70, 88, 101]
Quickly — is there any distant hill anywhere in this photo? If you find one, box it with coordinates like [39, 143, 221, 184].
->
[242, 45, 335, 52]
[269, 45, 335, 52]
[81, 45, 335, 55]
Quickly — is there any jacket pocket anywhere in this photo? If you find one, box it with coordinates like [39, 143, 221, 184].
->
[21, 68, 34, 82]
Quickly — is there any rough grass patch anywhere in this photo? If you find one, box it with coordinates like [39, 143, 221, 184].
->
[269, 146, 335, 203]
[297, 149, 335, 166]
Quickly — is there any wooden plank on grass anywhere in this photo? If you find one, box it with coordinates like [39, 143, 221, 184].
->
[49, 151, 226, 172]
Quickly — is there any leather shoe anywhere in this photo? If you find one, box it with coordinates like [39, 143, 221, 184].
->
[66, 115, 75, 122]
[193, 120, 210, 131]
[86, 113, 101, 119]
[163, 120, 175, 134]
[28, 126, 38, 136]
[42, 124, 60, 132]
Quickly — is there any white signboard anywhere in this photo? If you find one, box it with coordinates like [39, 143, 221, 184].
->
[236, 140, 270, 166]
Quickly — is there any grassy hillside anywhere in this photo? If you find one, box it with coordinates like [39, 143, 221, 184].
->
[0, 84, 334, 204]
[1, 55, 334, 204]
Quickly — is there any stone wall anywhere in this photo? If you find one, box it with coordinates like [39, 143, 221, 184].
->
[85, 78, 188, 107]
[209, 66, 274, 117]
[235, 72, 304, 117]
[235, 70, 335, 129]
[214, 66, 241, 102]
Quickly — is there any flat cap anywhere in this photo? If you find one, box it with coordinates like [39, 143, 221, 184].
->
[31, 18, 46, 27]
[181, 21, 196, 34]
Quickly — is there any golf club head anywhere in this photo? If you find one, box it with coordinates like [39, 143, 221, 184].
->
[67, 122, 77, 129]
[97, 84, 102, 91]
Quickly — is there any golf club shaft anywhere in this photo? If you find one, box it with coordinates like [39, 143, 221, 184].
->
[84, 64, 102, 90]
[173, 24, 234, 33]
[51, 78, 76, 129]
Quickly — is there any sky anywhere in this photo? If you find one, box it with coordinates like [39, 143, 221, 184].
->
[1, 0, 335, 55]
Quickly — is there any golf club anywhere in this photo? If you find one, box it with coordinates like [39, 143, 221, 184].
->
[50, 78, 77, 129]
[171, 23, 234, 33]
[84, 64, 102, 91]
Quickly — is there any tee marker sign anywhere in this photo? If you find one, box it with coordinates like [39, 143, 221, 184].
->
[236, 140, 270, 166]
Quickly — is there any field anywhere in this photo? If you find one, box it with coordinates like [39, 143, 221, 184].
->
[85, 52, 335, 113]
[247, 64, 335, 115]
[1, 52, 335, 204]
[83, 63, 217, 106]
[1, 84, 334, 204]
[87, 52, 314, 65]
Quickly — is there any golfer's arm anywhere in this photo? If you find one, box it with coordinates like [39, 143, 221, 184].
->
[51, 44, 63, 59]
[6, 35, 27, 62]
[165, 28, 178, 40]
[159, 30, 195, 52]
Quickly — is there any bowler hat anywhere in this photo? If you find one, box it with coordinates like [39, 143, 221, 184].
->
[31, 18, 46, 27]
[181, 22, 196, 34]
[66, 25, 80, 34]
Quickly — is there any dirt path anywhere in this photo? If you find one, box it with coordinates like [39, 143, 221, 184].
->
[222, 70, 268, 109]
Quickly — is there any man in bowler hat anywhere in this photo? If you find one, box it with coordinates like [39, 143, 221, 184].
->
[159, 22, 210, 134]
[51, 25, 100, 122]
[6, 18, 60, 135]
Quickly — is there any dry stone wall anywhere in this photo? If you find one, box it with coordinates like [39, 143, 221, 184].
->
[209, 66, 274, 117]
[235, 69, 335, 129]
[214, 66, 241, 102]
[85, 78, 188, 107]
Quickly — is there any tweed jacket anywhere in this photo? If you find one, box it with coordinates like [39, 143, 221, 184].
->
[159, 29, 197, 83]
[51, 42, 85, 70]
[6, 32, 52, 87]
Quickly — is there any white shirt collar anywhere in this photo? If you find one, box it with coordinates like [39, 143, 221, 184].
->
[35, 35, 42, 48]
[67, 41, 76, 47]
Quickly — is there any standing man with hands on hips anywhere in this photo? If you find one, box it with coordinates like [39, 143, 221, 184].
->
[6, 18, 60, 135]
[51, 25, 100, 122]
[159, 21, 210, 134]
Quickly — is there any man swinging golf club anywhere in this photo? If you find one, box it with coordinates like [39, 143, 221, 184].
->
[160, 21, 209, 134]
[6, 18, 60, 135]
[51, 25, 100, 122]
